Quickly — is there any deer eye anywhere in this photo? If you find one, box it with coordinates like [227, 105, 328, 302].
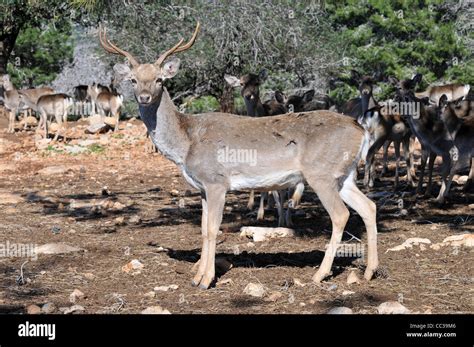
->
[156, 78, 163, 84]
[131, 78, 137, 85]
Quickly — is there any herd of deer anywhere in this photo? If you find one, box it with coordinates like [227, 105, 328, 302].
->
[0, 75, 123, 140]
[1, 23, 472, 289]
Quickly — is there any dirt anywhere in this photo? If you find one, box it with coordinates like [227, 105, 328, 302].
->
[0, 118, 472, 314]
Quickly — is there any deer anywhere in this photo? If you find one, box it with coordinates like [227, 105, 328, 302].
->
[36, 94, 74, 142]
[73, 85, 90, 118]
[87, 82, 110, 115]
[284, 89, 334, 113]
[225, 71, 302, 227]
[1, 74, 26, 133]
[415, 82, 470, 105]
[99, 22, 379, 289]
[17, 87, 55, 127]
[392, 74, 473, 203]
[94, 88, 123, 132]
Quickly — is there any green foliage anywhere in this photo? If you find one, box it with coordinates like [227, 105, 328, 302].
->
[184, 96, 220, 114]
[326, 0, 474, 103]
[7, 23, 74, 86]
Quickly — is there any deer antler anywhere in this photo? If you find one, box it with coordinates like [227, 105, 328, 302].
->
[155, 22, 201, 67]
[99, 24, 139, 67]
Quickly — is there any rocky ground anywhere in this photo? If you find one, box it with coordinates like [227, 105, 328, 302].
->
[0, 115, 472, 314]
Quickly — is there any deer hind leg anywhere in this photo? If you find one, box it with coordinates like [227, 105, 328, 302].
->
[364, 137, 385, 188]
[52, 113, 61, 143]
[435, 156, 454, 204]
[463, 157, 473, 191]
[247, 190, 255, 210]
[306, 175, 350, 283]
[272, 190, 285, 227]
[402, 137, 415, 187]
[425, 151, 436, 196]
[114, 109, 119, 132]
[8, 109, 16, 133]
[339, 175, 378, 280]
[394, 140, 401, 189]
[195, 185, 226, 289]
[257, 192, 266, 220]
[416, 148, 429, 195]
[381, 141, 390, 175]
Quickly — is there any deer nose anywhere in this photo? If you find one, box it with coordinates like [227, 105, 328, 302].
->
[139, 94, 151, 103]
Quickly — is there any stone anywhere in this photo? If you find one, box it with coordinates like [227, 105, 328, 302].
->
[41, 302, 56, 314]
[63, 305, 85, 314]
[36, 243, 83, 255]
[327, 307, 353, 314]
[69, 289, 85, 303]
[347, 271, 361, 285]
[377, 301, 410, 314]
[141, 306, 171, 314]
[240, 226, 295, 242]
[26, 304, 41, 315]
[243, 282, 266, 298]
[122, 259, 144, 273]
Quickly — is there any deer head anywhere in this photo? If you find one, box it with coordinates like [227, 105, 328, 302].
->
[224, 69, 268, 116]
[99, 23, 200, 105]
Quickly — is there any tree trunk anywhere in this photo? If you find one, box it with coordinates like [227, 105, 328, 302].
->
[219, 83, 235, 113]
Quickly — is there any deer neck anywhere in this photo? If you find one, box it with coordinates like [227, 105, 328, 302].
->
[138, 88, 190, 166]
[245, 96, 265, 117]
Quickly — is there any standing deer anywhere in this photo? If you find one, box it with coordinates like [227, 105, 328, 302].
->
[100, 23, 378, 289]
[87, 83, 110, 115]
[415, 82, 470, 104]
[36, 94, 74, 142]
[1, 74, 23, 133]
[393, 74, 473, 203]
[225, 71, 301, 226]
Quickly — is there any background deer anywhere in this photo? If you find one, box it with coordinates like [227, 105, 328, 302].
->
[1, 74, 23, 133]
[100, 22, 378, 289]
[393, 74, 473, 203]
[225, 70, 301, 227]
[36, 93, 73, 142]
[416, 82, 470, 104]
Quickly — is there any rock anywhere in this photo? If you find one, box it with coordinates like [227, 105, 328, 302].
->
[153, 284, 179, 292]
[141, 306, 171, 314]
[26, 304, 41, 315]
[122, 259, 144, 273]
[170, 189, 180, 197]
[144, 291, 156, 298]
[327, 307, 353, 314]
[85, 123, 109, 134]
[469, 203, 474, 210]
[36, 243, 83, 255]
[377, 301, 410, 314]
[178, 198, 185, 208]
[386, 237, 431, 252]
[0, 192, 24, 204]
[430, 244, 441, 250]
[38, 166, 70, 176]
[69, 289, 85, 303]
[129, 215, 141, 224]
[293, 278, 305, 287]
[342, 290, 355, 296]
[347, 271, 361, 285]
[265, 291, 283, 302]
[64, 145, 87, 154]
[41, 302, 56, 314]
[243, 282, 266, 298]
[327, 284, 338, 291]
[112, 201, 126, 211]
[216, 278, 234, 287]
[240, 226, 295, 242]
[114, 216, 126, 226]
[104, 116, 117, 127]
[63, 305, 85, 314]
[83, 273, 95, 280]
[442, 234, 474, 248]
[21, 116, 38, 127]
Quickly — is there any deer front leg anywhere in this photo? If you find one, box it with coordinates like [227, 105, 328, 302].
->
[192, 194, 209, 287]
[463, 158, 473, 191]
[257, 192, 266, 220]
[435, 156, 454, 204]
[416, 149, 428, 195]
[381, 141, 390, 175]
[114, 110, 119, 132]
[247, 190, 255, 210]
[402, 137, 415, 187]
[364, 137, 385, 188]
[195, 185, 226, 289]
[425, 151, 436, 196]
[8, 109, 16, 133]
[394, 140, 401, 189]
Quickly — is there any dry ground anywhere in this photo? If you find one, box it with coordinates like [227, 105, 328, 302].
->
[0, 116, 472, 314]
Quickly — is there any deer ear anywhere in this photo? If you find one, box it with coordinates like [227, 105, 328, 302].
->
[259, 69, 268, 82]
[388, 76, 399, 86]
[274, 91, 285, 104]
[224, 74, 241, 87]
[412, 73, 422, 85]
[303, 90, 315, 102]
[161, 58, 181, 79]
[439, 94, 448, 107]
